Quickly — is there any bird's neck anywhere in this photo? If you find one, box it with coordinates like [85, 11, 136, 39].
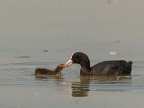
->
[80, 60, 90, 69]
[54, 67, 62, 74]
[80, 63, 91, 75]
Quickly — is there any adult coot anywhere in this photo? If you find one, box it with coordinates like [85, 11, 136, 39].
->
[65, 52, 132, 76]
[35, 64, 65, 76]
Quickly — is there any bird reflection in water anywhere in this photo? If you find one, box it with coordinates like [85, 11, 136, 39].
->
[71, 76, 90, 97]
[70, 76, 132, 97]
[35, 74, 132, 97]
[35, 74, 63, 79]
[35, 74, 65, 85]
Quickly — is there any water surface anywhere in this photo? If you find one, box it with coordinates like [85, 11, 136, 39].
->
[0, 0, 144, 108]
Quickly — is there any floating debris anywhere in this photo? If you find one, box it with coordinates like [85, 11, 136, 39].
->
[62, 82, 66, 85]
[109, 51, 117, 55]
[34, 93, 39, 96]
[16, 56, 31, 58]
[116, 40, 120, 43]
[107, 0, 117, 4]
[43, 50, 48, 52]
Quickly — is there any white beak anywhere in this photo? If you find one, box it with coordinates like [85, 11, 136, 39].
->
[65, 59, 73, 67]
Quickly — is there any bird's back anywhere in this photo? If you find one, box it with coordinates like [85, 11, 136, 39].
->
[91, 60, 132, 76]
[35, 68, 54, 75]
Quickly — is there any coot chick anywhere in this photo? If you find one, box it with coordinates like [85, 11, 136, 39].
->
[35, 64, 66, 76]
[65, 52, 132, 76]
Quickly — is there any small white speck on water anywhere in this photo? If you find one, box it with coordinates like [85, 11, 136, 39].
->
[62, 82, 66, 85]
[109, 51, 117, 55]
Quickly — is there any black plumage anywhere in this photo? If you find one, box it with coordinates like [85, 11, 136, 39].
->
[65, 52, 132, 76]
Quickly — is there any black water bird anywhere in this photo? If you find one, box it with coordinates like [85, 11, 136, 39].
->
[65, 52, 132, 76]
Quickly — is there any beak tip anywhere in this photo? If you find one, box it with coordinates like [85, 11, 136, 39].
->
[65, 59, 73, 67]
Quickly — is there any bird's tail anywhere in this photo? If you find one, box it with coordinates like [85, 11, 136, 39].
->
[126, 61, 133, 74]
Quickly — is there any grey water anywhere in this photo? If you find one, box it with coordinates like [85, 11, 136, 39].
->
[0, 0, 144, 108]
